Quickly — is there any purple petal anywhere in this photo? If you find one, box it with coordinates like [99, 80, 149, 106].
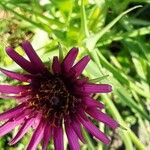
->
[6, 47, 38, 74]
[0, 68, 32, 82]
[31, 117, 40, 130]
[75, 78, 88, 86]
[78, 116, 110, 144]
[62, 48, 78, 72]
[21, 41, 45, 72]
[42, 122, 52, 150]
[27, 120, 45, 150]
[65, 123, 80, 150]
[0, 95, 21, 100]
[0, 111, 27, 137]
[9, 118, 35, 145]
[86, 108, 119, 129]
[77, 83, 112, 93]
[70, 56, 90, 77]
[78, 109, 88, 121]
[0, 120, 23, 137]
[71, 121, 85, 143]
[82, 97, 104, 109]
[0, 94, 31, 102]
[0, 85, 30, 94]
[52, 56, 61, 74]
[53, 127, 64, 150]
[0, 103, 25, 120]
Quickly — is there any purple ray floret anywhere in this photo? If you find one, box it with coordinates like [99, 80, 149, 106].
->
[0, 41, 118, 150]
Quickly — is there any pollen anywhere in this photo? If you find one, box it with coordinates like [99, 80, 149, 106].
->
[28, 75, 79, 126]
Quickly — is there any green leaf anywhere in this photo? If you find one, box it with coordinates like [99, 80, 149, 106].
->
[86, 5, 142, 49]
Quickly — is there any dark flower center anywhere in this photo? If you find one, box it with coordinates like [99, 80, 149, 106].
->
[29, 75, 79, 126]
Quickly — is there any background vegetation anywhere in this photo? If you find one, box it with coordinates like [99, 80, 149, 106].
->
[0, 0, 150, 149]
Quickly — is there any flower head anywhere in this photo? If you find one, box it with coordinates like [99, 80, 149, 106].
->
[0, 41, 118, 150]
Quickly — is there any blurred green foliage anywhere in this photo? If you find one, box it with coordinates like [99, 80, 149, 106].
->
[0, 0, 150, 149]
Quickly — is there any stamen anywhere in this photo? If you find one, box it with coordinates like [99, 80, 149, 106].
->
[28, 75, 80, 126]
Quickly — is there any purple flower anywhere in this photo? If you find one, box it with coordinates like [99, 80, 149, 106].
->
[0, 41, 118, 150]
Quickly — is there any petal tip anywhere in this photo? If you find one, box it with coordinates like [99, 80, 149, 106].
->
[85, 55, 91, 62]
[69, 47, 79, 55]
[21, 40, 33, 49]
[71, 47, 79, 51]
[6, 47, 13, 53]
[108, 85, 112, 92]
[21, 40, 30, 45]
[8, 141, 14, 146]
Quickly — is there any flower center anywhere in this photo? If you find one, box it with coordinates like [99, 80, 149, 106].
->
[29, 75, 79, 126]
